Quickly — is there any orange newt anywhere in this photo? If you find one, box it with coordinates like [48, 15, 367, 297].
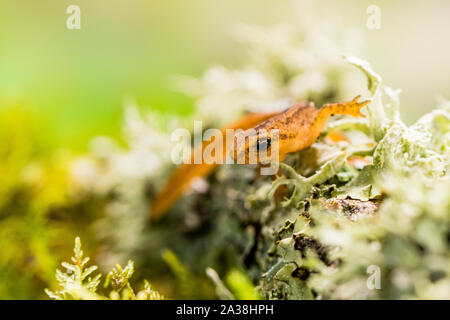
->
[149, 111, 279, 221]
[150, 95, 369, 221]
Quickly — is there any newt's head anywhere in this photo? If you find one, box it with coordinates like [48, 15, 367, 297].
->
[232, 128, 279, 165]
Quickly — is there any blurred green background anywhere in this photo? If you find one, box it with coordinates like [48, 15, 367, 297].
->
[1, 0, 450, 151]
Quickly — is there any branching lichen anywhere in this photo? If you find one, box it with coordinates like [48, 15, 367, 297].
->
[45, 237, 165, 300]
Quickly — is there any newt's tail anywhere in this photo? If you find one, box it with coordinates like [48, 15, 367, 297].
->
[150, 111, 279, 221]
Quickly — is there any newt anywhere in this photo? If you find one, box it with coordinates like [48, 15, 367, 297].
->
[150, 95, 370, 221]
[149, 111, 279, 221]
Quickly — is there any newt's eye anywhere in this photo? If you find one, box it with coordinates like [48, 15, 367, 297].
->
[257, 137, 271, 152]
